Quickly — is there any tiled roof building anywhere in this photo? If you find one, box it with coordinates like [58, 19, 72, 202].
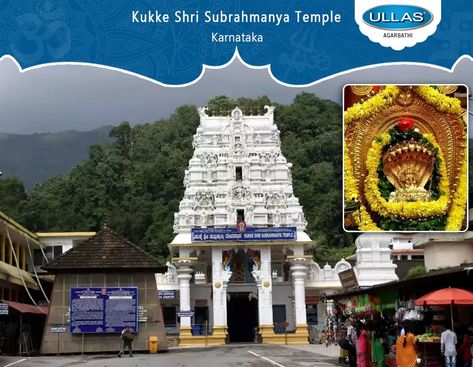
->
[40, 227, 167, 354]
[42, 227, 162, 272]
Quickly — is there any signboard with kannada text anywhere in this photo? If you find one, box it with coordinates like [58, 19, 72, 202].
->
[191, 227, 296, 242]
[70, 287, 138, 334]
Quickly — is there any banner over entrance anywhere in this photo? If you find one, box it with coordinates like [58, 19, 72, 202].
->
[191, 227, 297, 242]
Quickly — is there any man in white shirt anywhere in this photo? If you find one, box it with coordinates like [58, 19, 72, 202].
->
[441, 328, 457, 367]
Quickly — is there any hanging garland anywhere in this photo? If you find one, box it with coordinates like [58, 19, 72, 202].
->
[355, 205, 381, 231]
[344, 148, 381, 231]
[344, 125, 466, 230]
[445, 159, 468, 230]
[344, 85, 400, 126]
[344, 145, 359, 201]
[344, 130, 466, 231]
[413, 86, 463, 116]
[345, 86, 462, 129]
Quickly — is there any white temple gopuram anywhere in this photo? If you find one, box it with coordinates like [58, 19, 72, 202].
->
[156, 106, 398, 346]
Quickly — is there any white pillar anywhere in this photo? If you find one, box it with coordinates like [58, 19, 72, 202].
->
[253, 247, 274, 341]
[290, 257, 309, 340]
[211, 247, 230, 341]
[259, 247, 274, 326]
[176, 260, 193, 335]
[222, 276, 230, 328]
[211, 247, 225, 327]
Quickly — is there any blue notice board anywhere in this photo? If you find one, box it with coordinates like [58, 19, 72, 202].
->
[191, 227, 297, 242]
[70, 287, 138, 334]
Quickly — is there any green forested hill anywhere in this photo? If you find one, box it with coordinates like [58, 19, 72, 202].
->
[5, 94, 355, 261]
[0, 127, 114, 189]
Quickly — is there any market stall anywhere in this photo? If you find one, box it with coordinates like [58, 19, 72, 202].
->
[326, 267, 473, 367]
[328, 291, 399, 367]
[414, 287, 473, 367]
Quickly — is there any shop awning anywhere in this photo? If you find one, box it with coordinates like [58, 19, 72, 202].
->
[0, 262, 39, 290]
[415, 287, 473, 305]
[4, 301, 48, 315]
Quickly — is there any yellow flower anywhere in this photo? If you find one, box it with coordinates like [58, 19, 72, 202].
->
[354, 205, 381, 231]
[345, 86, 400, 127]
[344, 146, 359, 201]
[446, 160, 468, 230]
[413, 86, 462, 115]
[344, 148, 380, 230]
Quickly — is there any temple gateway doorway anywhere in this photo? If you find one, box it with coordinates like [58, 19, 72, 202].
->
[226, 292, 258, 342]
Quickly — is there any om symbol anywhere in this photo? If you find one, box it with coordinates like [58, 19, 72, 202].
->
[11, 2, 71, 63]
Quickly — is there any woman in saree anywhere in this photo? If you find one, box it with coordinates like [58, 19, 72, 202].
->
[373, 329, 387, 367]
[396, 325, 418, 367]
[357, 328, 369, 367]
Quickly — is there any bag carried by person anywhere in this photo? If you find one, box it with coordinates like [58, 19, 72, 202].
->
[121, 331, 134, 342]
[339, 338, 353, 351]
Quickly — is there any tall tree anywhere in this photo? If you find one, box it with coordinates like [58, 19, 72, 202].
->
[0, 177, 26, 219]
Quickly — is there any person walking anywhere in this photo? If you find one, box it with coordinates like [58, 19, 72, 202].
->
[441, 327, 457, 367]
[118, 325, 134, 358]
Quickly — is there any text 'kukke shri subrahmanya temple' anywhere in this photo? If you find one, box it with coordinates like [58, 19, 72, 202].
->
[156, 106, 398, 346]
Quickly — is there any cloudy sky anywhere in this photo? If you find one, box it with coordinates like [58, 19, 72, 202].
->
[0, 55, 472, 134]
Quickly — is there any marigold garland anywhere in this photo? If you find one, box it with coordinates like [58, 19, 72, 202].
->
[344, 145, 359, 201]
[354, 205, 381, 231]
[345, 86, 462, 130]
[344, 147, 381, 231]
[413, 86, 463, 116]
[445, 159, 468, 230]
[364, 133, 450, 220]
[344, 86, 400, 126]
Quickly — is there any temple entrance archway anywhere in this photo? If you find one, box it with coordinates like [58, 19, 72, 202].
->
[227, 292, 258, 342]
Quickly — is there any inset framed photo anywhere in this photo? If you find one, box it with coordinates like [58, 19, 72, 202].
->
[343, 85, 468, 232]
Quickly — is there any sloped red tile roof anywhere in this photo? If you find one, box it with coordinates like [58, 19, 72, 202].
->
[5, 301, 48, 315]
[42, 227, 162, 272]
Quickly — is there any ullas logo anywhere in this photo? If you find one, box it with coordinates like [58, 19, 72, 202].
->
[354, 0, 441, 50]
[363, 5, 433, 30]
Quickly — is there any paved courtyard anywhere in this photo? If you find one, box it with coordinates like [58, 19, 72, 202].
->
[0, 344, 341, 367]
